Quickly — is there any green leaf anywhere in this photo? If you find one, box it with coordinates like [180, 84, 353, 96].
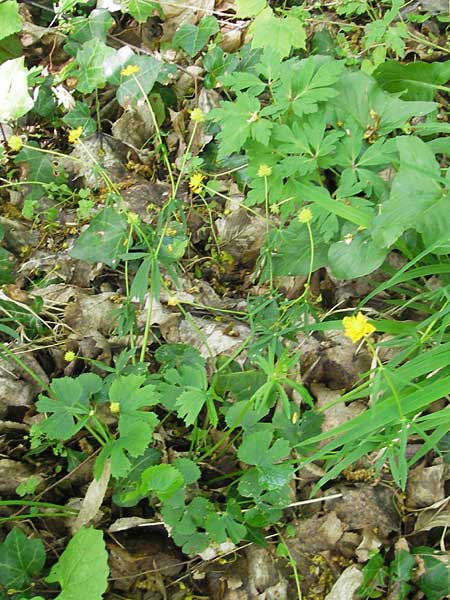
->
[209, 94, 272, 159]
[249, 7, 306, 58]
[413, 547, 450, 600]
[175, 389, 209, 426]
[63, 102, 97, 136]
[64, 9, 114, 56]
[268, 56, 343, 117]
[126, 0, 160, 23]
[0, 528, 46, 589]
[266, 218, 329, 278]
[36, 375, 102, 441]
[373, 60, 450, 101]
[329, 230, 387, 279]
[115, 55, 162, 108]
[173, 457, 201, 484]
[140, 464, 184, 500]
[238, 430, 290, 466]
[330, 70, 436, 136]
[0, 1, 21, 42]
[46, 528, 108, 600]
[372, 136, 443, 248]
[235, 0, 266, 18]
[75, 39, 116, 94]
[70, 207, 128, 267]
[112, 447, 161, 507]
[173, 16, 219, 57]
[0, 57, 34, 121]
[106, 374, 160, 477]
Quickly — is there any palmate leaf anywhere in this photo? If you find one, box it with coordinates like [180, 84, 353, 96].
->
[0, 528, 46, 589]
[46, 528, 108, 600]
[249, 7, 306, 58]
[210, 94, 272, 158]
[238, 430, 290, 466]
[36, 374, 102, 441]
[96, 374, 160, 478]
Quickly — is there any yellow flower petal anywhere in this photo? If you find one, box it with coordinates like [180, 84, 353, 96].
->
[121, 64, 140, 76]
[68, 127, 83, 144]
[189, 173, 205, 194]
[298, 207, 312, 224]
[258, 164, 272, 177]
[342, 312, 376, 343]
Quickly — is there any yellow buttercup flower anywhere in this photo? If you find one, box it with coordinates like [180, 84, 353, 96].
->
[8, 135, 23, 152]
[121, 64, 140, 76]
[64, 350, 76, 362]
[342, 312, 376, 343]
[189, 172, 205, 194]
[167, 296, 179, 306]
[258, 164, 272, 177]
[110, 401, 120, 413]
[298, 207, 312, 224]
[190, 108, 205, 123]
[68, 127, 83, 144]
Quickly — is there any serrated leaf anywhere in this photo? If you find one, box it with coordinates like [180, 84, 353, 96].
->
[249, 7, 306, 58]
[46, 528, 108, 600]
[36, 375, 102, 440]
[0, 57, 34, 121]
[140, 464, 184, 500]
[173, 15, 219, 57]
[108, 374, 160, 472]
[0, 528, 46, 589]
[175, 389, 209, 426]
[238, 430, 290, 466]
[75, 39, 116, 94]
[209, 93, 263, 158]
[173, 457, 201, 484]
[70, 207, 128, 267]
[0, 1, 21, 42]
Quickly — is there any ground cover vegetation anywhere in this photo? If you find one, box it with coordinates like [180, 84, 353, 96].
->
[0, 0, 449, 598]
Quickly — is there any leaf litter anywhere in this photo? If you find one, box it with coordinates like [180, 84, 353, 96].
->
[0, 1, 449, 599]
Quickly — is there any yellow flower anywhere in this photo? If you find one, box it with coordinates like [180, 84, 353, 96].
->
[126, 211, 140, 226]
[8, 135, 23, 152]
[64, 350, 76, 362]
[68, 127, 83, 144]
[190, 108, 205, 123]
[120, 64, 140, 77]
[342, 312, 376, 343]
[167, 296, 179, 306]
[189, 172, 205, 194]
[110, 401, 120, 413]
[258, 164, 272, 177]
[298, 207, 312, 224]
